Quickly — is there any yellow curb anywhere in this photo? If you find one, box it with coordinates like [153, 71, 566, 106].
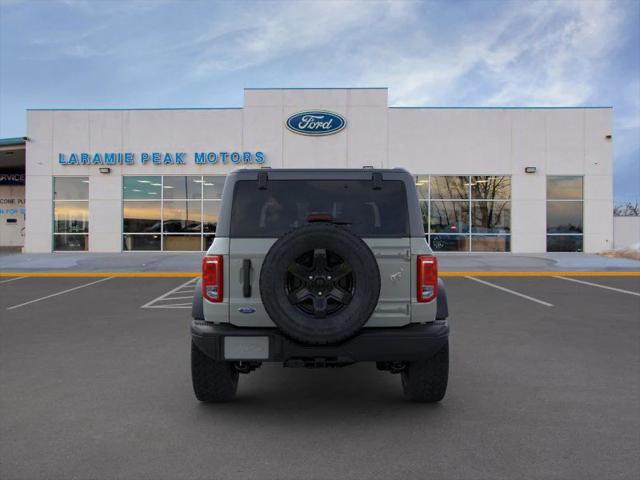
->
[0, 272, 199, 278]
[0, 271, 639, 278]
[439, 271, 640, 277]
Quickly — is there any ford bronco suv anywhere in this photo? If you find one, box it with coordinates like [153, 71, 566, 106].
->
[191, 168, 449, 402]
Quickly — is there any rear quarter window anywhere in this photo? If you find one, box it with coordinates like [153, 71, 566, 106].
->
[230, 180, 409, 238]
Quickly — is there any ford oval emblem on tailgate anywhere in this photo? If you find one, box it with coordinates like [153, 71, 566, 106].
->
[238, 306, 256, 314]
[286, 111, 346, 136]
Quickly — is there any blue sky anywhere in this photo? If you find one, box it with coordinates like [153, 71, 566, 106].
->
[0, 0, 638, 202]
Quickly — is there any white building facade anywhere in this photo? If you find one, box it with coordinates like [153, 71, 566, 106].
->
[23, 88, 613, 253]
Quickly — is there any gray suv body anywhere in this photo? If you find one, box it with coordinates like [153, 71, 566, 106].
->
[191, 168, 450, 402]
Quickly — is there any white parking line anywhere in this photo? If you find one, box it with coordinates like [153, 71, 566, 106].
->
[7, 277, 114, 310]
[465, 276, 554, 307]
[554, 276, 640, 297]
[141, 277, 198, 309]
[0, 276, 27, 285]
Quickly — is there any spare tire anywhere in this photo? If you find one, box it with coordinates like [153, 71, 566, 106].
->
[259, 223, 380, 345]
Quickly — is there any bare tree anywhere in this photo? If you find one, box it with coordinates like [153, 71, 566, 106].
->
[613, 201, 639, 217]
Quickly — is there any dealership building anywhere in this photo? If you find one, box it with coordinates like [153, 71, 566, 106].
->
[0, 88, 613, 253]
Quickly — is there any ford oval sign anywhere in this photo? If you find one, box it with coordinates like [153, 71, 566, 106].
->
[286, 111, 346, 136]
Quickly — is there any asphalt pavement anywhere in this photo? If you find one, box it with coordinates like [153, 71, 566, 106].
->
[1, 275, 639, 480]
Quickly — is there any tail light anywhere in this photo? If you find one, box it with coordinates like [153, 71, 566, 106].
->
[417, 255, 438, 303]
[202, 255, 223, 302]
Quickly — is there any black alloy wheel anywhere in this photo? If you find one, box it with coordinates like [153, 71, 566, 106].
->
[259, 223, 380, 345]
[285, 248, 354, 318]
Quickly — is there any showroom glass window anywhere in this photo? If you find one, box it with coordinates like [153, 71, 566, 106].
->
[546, 176, 583, 252]
[417, 175, 511, 252]
[53, 177, 89, 251]
[122, 175, 224, 251]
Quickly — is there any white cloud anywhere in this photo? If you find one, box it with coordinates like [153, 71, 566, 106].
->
[188, 1, 409, 79]
[353, 0, 624, 107]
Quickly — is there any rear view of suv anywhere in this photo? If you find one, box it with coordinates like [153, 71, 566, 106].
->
[191, 168, 450, 402]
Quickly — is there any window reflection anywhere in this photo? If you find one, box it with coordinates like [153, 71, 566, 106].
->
[203, 201, 220, 233]
[163, 200, 202, 232]
[163, 235, 202, 251]
[415, 176, 429, 200]
[203, 176, 225, 199]
[123, 201, 161, 232]
[419, 202, 429, 233]
[54, 201, 88, 233]
[203, 235, 215, 250]
[54, 234, 87, 251]
[547, 235, 583, 252]
[54, 177, 89, 200]
[420, 175, 512, 252]
[471, 176, 510, 200]
[471, 235, 510, 252]
[430, 201, 468, 233]
[123, 176, 161, 199]
[122, 176, 228, 250]
[547, 176, 583, 200]
[547, 201, 583, 233]
[471, 201, 510, 233]
[163, 176, 202, 200]
[430, 176, 469, 199]
[123, 234, 160, 251]
[429, 234, 469, 252]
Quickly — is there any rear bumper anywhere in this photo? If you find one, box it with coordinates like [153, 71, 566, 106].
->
[191, 320, 449, 364]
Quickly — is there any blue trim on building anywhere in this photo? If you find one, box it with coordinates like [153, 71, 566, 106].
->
[26, 107, 243, 111]
[27, 105, 613, 112]
[0, 137, 26, 146]
[389, 106, 613, 109]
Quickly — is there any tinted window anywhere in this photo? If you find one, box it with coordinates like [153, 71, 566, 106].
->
[123, 234, 160, 251]
[54, 177, 89, 200]
[54, 201, 88, 233]
[430, 200, 468, 233]
[123, 201, 161, 233]
[471, 201, 510, 233]
[163, 200, 202, 233]
[430, 234, 469, 252]
[547, 235, 583, 252]
[54, 234, 87, 251]
[162, 176, 202, 200]
[230, 180, 409, 237]
[203, 176, 225, 199]
[123, 176, 161, 199]
[547, 201, 583, 233]
[430, 176, 469, 199]
[547, 176, 583, 200]
[471, 176, 511, 200]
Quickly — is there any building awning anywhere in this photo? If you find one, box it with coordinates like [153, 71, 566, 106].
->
[0, 137, 26, 147]
[0, 138, 26, 172]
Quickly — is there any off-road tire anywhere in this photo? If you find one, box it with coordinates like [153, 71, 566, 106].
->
[259, 223, 380, 345]
[401, 340, 449, 402]
[191, 340, 239, 402]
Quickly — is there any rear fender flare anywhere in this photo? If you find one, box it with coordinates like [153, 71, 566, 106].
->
[436, 278, 448, 320]
[192, 278, 204, 320]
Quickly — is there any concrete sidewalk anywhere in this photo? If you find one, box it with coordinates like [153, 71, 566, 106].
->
[1, 251, 639, 273]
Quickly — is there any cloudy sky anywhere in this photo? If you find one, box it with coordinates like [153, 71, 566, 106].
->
[0, 0, 638, 202]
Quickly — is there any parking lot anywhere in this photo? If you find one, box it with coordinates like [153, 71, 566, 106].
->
[1, 274, 639, 480]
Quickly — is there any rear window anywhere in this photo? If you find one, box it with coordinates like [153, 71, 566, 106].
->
[230, 180, 409, 238]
